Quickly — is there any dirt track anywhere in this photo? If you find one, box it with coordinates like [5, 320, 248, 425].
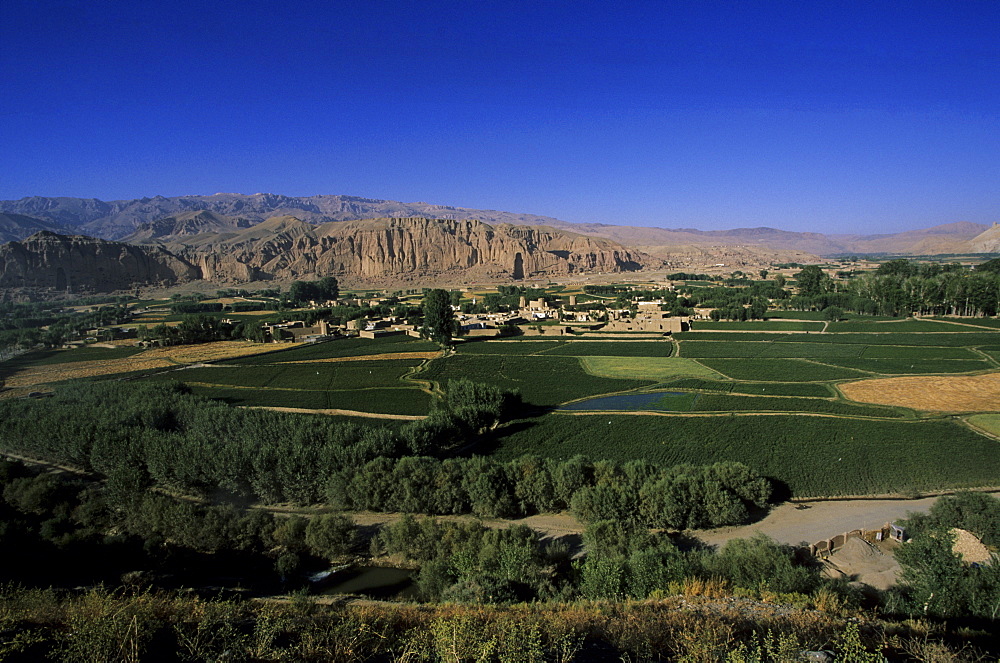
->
[349, 493, 1000, 552]
[695, 496, 951, 547]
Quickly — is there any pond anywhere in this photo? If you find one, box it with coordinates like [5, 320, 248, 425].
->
[559, 391, 698, 412]
[313, 566, 417, 600]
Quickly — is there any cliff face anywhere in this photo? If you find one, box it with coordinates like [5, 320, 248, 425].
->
[170, 217, 656, 283]
[0, 218, 658, 293]
[0, 232, 200, 292]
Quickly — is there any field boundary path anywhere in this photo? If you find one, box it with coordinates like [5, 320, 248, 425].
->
[239, 405, 425, 420]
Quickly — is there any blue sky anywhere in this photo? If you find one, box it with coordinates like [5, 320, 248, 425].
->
[1, 1, 997, 234]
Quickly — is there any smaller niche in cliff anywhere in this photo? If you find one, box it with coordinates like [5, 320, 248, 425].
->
[55, 267, 69, 292]
[512, 252, 524, 280]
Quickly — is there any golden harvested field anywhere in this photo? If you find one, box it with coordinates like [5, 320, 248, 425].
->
[839, 372, 1000, 412]
[0, 341, 284, 396]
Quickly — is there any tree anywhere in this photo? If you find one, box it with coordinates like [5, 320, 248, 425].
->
[305, 514, 357, 559]
[823, 306, 844, 322]
[796, 266, 830, 297]
[977, 257, 1000, 274]
[317, 276, 339, 301]
[420, 289, 458, 347]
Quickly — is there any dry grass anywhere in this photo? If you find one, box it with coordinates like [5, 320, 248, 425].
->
[0, 341, 284, 394]
[839, 372, 1000, 412]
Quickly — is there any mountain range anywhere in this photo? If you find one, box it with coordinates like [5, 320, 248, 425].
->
[0, 193, 997, 293]
[2, 193, 996, 256]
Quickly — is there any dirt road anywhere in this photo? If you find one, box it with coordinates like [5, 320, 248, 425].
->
[694, 496, 948, 547]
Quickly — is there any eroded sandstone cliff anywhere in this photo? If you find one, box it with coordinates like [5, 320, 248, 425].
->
[170, 217, 657, 283]
[0, 231, 200, 292]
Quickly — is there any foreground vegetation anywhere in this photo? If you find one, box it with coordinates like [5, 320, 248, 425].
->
[0, 586, 962, 663]
[1, 453, 997, 660]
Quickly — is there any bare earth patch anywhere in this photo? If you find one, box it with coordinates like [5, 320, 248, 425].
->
[838, 372, 1000, 412]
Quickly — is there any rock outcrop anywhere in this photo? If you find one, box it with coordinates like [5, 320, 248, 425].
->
[0, 231, 200, 292]
[166, 217, 656, 283]
[970, 223, 1000, 253]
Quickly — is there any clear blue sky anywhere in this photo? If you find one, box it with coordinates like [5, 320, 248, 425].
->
[1, 1, 997, 234]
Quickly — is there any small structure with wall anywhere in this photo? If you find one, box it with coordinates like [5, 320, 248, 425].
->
[601, 309, 687, 334]
[807, 522, 903, 559]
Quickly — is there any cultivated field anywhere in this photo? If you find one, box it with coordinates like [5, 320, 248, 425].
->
[4, 311, 998, 498]
[0, 341, 288, 397]
[839, 373, 1000, 412]
[493, 414, 1000, 496]
[434, 320, 1000, 497]
[145, 336, 440, 416]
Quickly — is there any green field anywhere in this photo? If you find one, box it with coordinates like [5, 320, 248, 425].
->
[825, 319, 981, 333]
[188, 384, 432, 415]
[859, 345, 978, 359]
[664, 378, 833, 397]
[421, 354, 654, 406]
[931, 317, 1000, 329]
[690, 394, 906, 418]
[812, 357, 991, 375]
[675, 332, 784, 342]
[219, 336, 438, 365]
[978, 346, 1000, 363]
[690, 320, 825, 332]
[538, 341, 673, 357]
[681, 341, 867, 359]
[582, 356, 723, 381]
[139, 351, 432, 415]
[967, 414, 1000, 437]
[457, 340, 565, 355]
[148, 360, 423, 390]
[697, 358, 869, 382]
[764, 310, 837, 321]
[790, 332, 1000, 346]
[493, 414, 1000, 496]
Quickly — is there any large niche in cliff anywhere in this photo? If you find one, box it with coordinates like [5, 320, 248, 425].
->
[512, 252, 524, 280]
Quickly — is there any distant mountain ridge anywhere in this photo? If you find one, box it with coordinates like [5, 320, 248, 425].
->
[0, 213, 73, 243]
[0, 193, 994, 257]
[0, 193, 567, 241]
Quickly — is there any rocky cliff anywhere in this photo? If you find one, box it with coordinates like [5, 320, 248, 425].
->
[169, 217, 656, 284]
[0, 218, 656, 292]
[0, 232, 200, 292]
[970, 223, 1000, 253]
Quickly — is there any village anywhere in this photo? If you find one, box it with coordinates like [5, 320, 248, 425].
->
[245, 291, 693, 344]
